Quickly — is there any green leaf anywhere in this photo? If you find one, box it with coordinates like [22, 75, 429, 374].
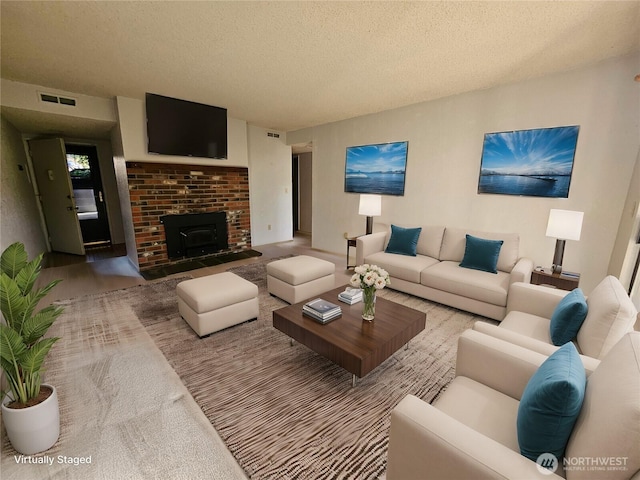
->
[0, 242, 28, 280]
[21, 307, 63, 344]
[0, 274, 27, 329]
[0, 325, 27, 363]
[20, 337, 58, 376]
[20, 279, 63, 323]
[14, 253, 44, 295]
[0, 325, 28, 403]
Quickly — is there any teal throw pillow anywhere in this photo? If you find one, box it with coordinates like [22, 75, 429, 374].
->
[550, 289, 588, 346]
[459, 234, 504, 274]
[517, 342, 586, 462]
[385, 225, 422, 257]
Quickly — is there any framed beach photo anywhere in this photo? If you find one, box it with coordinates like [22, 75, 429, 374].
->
[344, 141, 408, 196]
[477, 126, 579, 198]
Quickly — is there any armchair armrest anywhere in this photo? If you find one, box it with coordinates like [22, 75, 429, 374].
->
[506, 282, 568, 318]
[472, 322, 601, 375]
[387, 394, 562, 480]
[509, 257, 534, 284]
[355, 231, 387, 265]
[455, 329, 547, 400]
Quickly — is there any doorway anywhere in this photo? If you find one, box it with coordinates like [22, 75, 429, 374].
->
[293, 152, 313, 235]
[65, 144, 111, 246]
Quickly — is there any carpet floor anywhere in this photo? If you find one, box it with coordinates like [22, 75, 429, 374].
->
[135, 260, 496, 479]
[0, 277, 247, 480]
[1, 258, 496, 479]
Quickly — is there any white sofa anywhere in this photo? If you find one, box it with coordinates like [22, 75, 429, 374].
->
[387, 330, 640, 480]
[356, 226, 534, 320]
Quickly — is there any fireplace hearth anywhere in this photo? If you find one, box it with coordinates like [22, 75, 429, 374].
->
[161, 212, 228, 259]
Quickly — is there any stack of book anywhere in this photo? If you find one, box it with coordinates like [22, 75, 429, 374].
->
[303, 298, 342, 324]
[338, 287, 363, 305]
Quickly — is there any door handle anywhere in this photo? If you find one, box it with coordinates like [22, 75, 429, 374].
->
[98, 191, 104, 203]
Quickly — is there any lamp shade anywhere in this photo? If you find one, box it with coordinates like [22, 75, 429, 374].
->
[545, 209, 584, 241]
[358, 194, 382, 217]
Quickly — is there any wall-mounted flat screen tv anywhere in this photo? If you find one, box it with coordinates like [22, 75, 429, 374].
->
[478, 125, 579, 198]
[344, 141, 408, 196]
[145, 93, 227, 159]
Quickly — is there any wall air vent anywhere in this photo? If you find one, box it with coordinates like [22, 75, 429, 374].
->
[267, 132, 280, 138]
[38, 92, 77, 107]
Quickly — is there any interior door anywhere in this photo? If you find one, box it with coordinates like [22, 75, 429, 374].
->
[29, 138, 85, 255]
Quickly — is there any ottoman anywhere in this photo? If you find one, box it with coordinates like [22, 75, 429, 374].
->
[267, 255, 335, 304]
[176, 272, 259, 337]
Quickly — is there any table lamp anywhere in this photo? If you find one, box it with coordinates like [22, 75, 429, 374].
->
[545, 209, 584, 274]
[359, 194, 381, 235]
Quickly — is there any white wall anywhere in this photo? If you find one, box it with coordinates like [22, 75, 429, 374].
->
[110, 119, 139, 269]
[247, 125, 293, 246]
[116, 96, 249, 167]
[610, 149, 640, 302]
[294, 54, 640, 294]
[0, 116, 48, 257]
[1, 79, 116, 123]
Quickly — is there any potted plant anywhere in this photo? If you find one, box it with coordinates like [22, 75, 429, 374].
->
[0, 242, 63, 454]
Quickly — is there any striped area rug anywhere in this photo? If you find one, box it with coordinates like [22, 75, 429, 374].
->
[137, 263, 495, 479]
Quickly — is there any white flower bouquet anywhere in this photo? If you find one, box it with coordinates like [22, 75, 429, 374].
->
[349, 264, 390, 321]
[349, 264, 391, 290]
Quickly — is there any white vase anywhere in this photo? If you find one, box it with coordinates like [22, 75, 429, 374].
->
[1, 384, 60, 454]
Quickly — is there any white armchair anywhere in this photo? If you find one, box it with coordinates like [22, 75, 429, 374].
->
[473, 276, 637, 371]
[386, 330, 640, 480]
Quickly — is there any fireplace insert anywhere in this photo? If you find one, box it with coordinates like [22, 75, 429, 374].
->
[161, 212, 228, 259]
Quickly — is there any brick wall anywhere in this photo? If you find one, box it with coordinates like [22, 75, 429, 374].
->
[126, 162, 251, 270]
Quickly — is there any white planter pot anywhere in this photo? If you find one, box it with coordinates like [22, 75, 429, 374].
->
[1, 384, 60, 454]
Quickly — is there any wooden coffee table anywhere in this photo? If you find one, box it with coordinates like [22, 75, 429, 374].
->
[272, 286, 426, 386]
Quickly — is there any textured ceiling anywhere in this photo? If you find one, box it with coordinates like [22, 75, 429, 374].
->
[1, 1, 639, 133]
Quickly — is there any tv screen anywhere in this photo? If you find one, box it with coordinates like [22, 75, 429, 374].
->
[344, 141, 408, 196]
[145, 93, 227, 159]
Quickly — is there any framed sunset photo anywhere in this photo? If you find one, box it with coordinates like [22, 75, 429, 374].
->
[478, 126, 579, 198]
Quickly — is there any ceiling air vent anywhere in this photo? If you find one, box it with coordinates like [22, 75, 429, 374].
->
[39, 92, 77, 107]
[267, 132, 280, 138]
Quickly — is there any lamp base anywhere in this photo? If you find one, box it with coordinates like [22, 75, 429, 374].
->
[365, 216, 373, 235]
[551, 239, 566, 274]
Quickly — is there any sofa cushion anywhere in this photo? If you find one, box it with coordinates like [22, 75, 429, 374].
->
[577, 276, 637, 359]
[439, 227, 519, 273]
[566, 333, 640, 480]
[366, 251, 439, 284]
[550, 288, 588, 346]
[415, 225, 446, 259]
[500, 312, 553, 344]
[421, 261, 510, 307]
[435, 376, 521, 453]
[459, 234, 504, 274]
[517, 342, 586, 462]
[385, 225, 422, 256]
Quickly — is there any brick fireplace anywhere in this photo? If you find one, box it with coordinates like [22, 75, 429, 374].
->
[126, 162, 251, 270]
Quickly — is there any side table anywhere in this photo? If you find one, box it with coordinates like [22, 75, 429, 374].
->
[531, 269, 580, 291]
[346, 236, 359, 269]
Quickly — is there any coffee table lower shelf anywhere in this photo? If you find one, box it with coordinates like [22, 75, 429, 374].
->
[272, 286, 426, 386]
